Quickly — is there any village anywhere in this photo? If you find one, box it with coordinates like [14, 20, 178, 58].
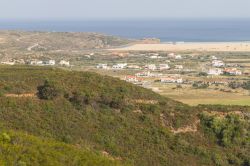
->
[94, 52, 245, 86]
[0, 49, 249, 105]
[1, 59, 71, 67]
[91, 50, 250, 105]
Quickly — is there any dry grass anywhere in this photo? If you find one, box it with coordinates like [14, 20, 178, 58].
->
[154, 83, 250, 106]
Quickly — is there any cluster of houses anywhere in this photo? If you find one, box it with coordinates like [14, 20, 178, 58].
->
[125, 74, 183, 85]
[223, 68, 242, 75]
[125, 75, 144, 85]
[29, 60, 56, 66]
[148, 52, 183, 60]
[212, 60, 225, 67]
[28, 59, 71, 66]
[208, 56, 242, 76]
[208, 68, 242, 76]
[96, 63, 183, 71]
[1, 59, 70, 67]
[96, 63, 128, 70]
[144, 64, 170, 71]
[125, 70, 183, 85]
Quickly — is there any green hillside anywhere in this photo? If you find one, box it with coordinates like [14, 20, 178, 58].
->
[0, 66, 249, 166]
[0, 130, 125, 166]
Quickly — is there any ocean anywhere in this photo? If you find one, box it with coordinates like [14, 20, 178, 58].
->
[1, 19, 250, 42]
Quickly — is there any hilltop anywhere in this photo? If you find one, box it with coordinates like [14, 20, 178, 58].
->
[0, 31, 133, 51]
[0, 65, 249, 166]
[0, 31, 135, 62]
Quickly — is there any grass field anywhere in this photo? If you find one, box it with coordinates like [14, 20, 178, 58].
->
[153, 83, 250, 106]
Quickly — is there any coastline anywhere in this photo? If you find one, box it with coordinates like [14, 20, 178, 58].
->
[110, 42, 250, 52]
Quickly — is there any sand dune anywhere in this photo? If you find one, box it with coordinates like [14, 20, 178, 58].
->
[111, 42, 250, 52]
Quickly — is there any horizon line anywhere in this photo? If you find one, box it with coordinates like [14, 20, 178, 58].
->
[1, 17, 250, 22]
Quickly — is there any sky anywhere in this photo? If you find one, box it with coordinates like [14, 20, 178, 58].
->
[1, 0, 250, 20]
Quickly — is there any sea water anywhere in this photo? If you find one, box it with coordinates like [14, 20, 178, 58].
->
[1, 19, 250, 42]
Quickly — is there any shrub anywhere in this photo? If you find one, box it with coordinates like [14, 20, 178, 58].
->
[200, 113, 246, 147]
[0, 132, 11, 143]
[37, 80, 60, 100]
[228, 81, 242, 89]
[68, 91, 90, 109]
[176, 85, 182, 89]
[242, 81, 250, 90]
[192, 82, 209, 89]
[198, 72, 208, 77]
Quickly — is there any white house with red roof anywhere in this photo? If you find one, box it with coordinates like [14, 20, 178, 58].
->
[224, 68, 242, 75]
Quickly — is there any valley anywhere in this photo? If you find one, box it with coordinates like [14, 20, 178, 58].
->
[0, 31, 249, 165]
[1, 31, 250, 106]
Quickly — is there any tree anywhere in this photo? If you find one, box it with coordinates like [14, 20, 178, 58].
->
[242, 81, 250, 90]
[200, 113, 246, 147]
[198, 72, 208, 77]
[37, 80, 60, 100]
[228, 81, 241, 89]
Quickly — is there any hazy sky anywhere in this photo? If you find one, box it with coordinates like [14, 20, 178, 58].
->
[1, 0, 250, 20]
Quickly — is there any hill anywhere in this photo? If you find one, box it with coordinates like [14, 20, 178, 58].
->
[0, 31, 133, 51]
[0, 130, 125, 166]
[0, 65, 249, 166]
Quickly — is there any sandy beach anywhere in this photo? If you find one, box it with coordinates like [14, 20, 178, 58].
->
[110, 42, 250, 52]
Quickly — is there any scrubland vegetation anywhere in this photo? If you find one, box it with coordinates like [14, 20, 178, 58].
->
[0, 65, 249, 166]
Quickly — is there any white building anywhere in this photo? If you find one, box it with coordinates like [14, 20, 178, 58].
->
[160, 77, 183, 84]
[125, 75, 143, 83]
[59, 60, 70, 66]
[175, 55, 182, 60]
[44, 60, 55, 66]
[96, 64, 108, 69]
[36, 61, 44, 65]
[127, 65, 141, 70]
[212, 60, 225, 67]
[150, 73, 163, 77]
[85, 55, 91, 59]
[135, 71, 151, 77]
[112, 63, 127, 69]
[149, 55, 163, 59]
[28, 60, 43, 65]
[175, 65, 183, 70]
[48, 60, 55, 65]
[211, 56, 218, 60]
[224, 68, 242, 75]
[159, 64, 170, 70]
[145, 64, 157, 71]
[208, 68, 223, 76]
[149, 55, 158, 59]
[149, 53, 159, 56]
[168, 53, 182, 59]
